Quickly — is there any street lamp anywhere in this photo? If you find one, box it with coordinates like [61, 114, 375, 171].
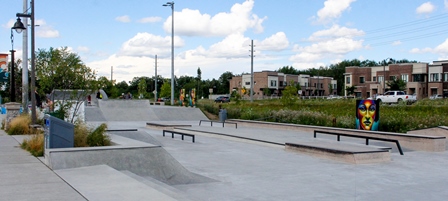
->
[12, 0, 37, 124]
[163, 1, 175, 105]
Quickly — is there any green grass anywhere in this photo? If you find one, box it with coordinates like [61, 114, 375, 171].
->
[197, 98, 448, 133]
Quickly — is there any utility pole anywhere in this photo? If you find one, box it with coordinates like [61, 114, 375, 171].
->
[155, 55, 158, 102]
[249, 39, 254, 102]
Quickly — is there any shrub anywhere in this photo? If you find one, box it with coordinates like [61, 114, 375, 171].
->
[7, 115, 31, 135]
[21, 134, 44, 157]
[86, 123, 111, 147]
[74, 122, 91, 147]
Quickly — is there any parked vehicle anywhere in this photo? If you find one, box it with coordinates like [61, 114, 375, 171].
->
[429, 94, 443, 100]
[327, 95, 343, 99]
[375, 91, 416, 104]
[214, 96, 230, 103]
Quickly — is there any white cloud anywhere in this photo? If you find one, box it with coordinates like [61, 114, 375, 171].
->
[434, 38, 448, 54]
[315, 0, 356, 24]
[115, 15, 131, 23]
[35, 19, 59, 38]
[257, 32, 289, 51]
[416, 2, 435, 14]
[291, 37, 363, 63]
[118, 32, 184, 57]
[77, 46, 89, 52]
[308, 25, 364, 42]
[445, 0, 448, 10]
[138, 17, 162, 23]
[163, 0, 266, 37]
[392, 41, 402, 46]
[194, 33, 251, 58]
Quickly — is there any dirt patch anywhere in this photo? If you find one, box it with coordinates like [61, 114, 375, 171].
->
[203, 110, 218, 120]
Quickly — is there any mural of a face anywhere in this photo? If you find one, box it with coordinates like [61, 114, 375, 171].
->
[357, 100, 377, 130]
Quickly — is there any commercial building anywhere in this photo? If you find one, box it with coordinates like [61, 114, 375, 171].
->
[229, 71, 337, 99]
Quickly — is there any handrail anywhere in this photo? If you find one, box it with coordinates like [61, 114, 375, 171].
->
[199, 120, 237, 128]
[314, 130, 404, 155]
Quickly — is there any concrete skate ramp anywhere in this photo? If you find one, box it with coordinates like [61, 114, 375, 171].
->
[98, 100, 160, 121]
[151, 106, 207, 121]
[84, 106, 107, 121]
[46, 135, 215, 185]
[92, 100, 207, 121]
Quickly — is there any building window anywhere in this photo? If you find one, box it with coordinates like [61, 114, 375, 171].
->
[444, 73, 448, 82]
[270, 80, 277, 87]
[346, 77, 350, 84]
[390, 76, 396, 80]
[373, 76, 376, 82]
[359, 77, 365, 83]
[320, 83, 323, 88]
[314, 83, 316, 87]
[378, 76, 384, 82]
[430, 73, 439, 82]
[413, 74, 423, 82]
[238, 81, 241, 86]
[401, 74, 408, 82]
[245, 82, 250, 85]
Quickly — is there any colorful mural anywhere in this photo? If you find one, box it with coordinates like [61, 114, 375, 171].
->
[0, 53, 8, 73]
[355, 99, 380, 131]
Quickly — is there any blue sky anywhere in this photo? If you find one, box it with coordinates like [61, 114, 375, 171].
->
[2, 0, 448, 83]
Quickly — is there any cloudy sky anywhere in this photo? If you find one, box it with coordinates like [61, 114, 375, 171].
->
[2, 0, 448, 83]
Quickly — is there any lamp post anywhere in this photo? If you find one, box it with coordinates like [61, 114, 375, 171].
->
[383, 58, 391, 94]
[12, 0, 36, 124]
[9, 30, 16, 102]
[163, 1, 175, 105]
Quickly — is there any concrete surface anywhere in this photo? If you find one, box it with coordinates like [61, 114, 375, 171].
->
[3, 103, 448, 200]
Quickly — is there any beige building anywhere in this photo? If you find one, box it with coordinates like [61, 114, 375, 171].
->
[229, 71, 337, 99]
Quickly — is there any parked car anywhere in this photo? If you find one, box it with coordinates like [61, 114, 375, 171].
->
[429, 94, 443, 100]
[375, 91, 416, 104]
[214, 96, 230, 103]
[327, 95, 342, 99]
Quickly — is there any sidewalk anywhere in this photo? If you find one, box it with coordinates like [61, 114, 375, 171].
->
[0, 129, 86, 200]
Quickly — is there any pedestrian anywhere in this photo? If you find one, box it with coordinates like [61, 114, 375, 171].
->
[96, 90, 102, 99]
[87, 95, 91, 105]
[127, 92, 132, 99]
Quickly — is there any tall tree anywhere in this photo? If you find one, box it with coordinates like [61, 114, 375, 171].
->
[219, 71, 233, 94]
[36, 47, 97, 122]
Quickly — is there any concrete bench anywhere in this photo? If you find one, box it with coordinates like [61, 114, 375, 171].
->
[162, 130, 195, 143]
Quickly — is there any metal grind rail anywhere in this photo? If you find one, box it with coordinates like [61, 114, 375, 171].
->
[313, 130, 404, 155]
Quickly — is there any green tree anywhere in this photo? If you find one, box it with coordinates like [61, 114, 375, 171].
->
[328, 83, 334, 95]
[277, 66, 299, 74]
[160, 81, 171, 98]
[138, 79, 147, 98]
[36, 47, 97, 123]
[115, 81, 129, 97]
[281, 81, 298, 105]
[387, 78, 407, 91]
[218, 71, 233, 94]
[345, 86, 356, 96]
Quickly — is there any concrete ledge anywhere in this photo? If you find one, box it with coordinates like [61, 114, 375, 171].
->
[150, 102, 165, 105]
[285, 142, 390, 164]
[44, 134, 215, 185]
[227, 119, 446, 152]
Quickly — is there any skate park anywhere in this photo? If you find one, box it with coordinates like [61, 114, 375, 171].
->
[2, 99, 448, 200]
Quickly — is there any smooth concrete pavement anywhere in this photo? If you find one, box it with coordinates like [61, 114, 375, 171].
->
[2, 102, 448, 200]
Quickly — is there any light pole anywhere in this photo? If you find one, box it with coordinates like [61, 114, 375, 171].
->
[163, 1, 175, 105]
[22, 0, 29, 113]
[12, 0, 36, 124]
[383, 58, 391, 94]
[9, 30, 16, 102]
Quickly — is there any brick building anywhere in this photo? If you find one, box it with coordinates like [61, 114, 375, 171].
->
[344, 61, 448, 99]
[229, 71, 337, 99]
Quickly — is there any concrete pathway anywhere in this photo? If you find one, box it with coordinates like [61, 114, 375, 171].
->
[0, 129, 86, 201]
